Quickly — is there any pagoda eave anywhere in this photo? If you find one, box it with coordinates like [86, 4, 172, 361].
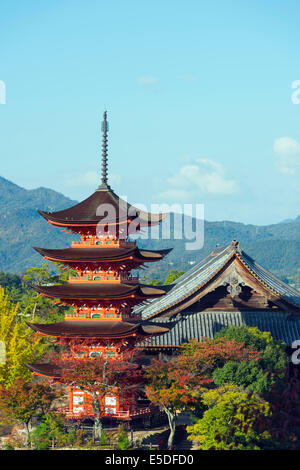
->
[33, 246, 172, 264]
[38, 210, 168, 229]
[24, 363, 61, 378]
[26, 320, 169, 339]
[32, 282, 168, 300]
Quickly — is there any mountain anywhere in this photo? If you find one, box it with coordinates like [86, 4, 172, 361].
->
[0, 176, 299, 283]
[137, 215, 300, 282]
[0, 176, 78, 272]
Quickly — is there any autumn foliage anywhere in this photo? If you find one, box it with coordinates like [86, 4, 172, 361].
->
[55, 354, 144, 398]
[144, 336, 262, 449]
[0, 378, 57, 446]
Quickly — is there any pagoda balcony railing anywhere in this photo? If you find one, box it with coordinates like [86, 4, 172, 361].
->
[64, 313, 133, 320]
[71, 240, 136, 248]
[57, 406, 152, 420]
[68, 275, 139, 283]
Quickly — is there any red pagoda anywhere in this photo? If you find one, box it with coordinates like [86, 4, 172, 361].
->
[25, 111, 170, 420]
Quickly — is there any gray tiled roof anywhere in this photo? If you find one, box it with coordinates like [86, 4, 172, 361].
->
[138, 241, 300, 319]
[238, 250, 300, 307]
[143, 311, 300, 346]
[137, 244, 234, 318]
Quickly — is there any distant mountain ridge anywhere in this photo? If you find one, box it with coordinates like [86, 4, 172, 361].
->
[0, 176, 299, 282]
[0, 176, 78, 272]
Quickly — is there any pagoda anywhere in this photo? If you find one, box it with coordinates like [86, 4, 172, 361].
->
[25, 111, 170, 420]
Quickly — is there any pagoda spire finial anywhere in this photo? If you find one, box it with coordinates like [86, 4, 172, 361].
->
[98, 110, 110, 190]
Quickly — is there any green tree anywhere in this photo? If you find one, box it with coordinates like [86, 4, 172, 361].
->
[213, 360, 270, 393]
[164, 270, 184, 285]
[213, 325, 288, 392]
[117, 425, 131, 450]
[19, 263, 76, 323]
[0, 287, 46, 386]
[187, 384, 271, 450]
[147, 278, 163, 286]
[31, 412, 65, 450]
[140, 275, 162, 286]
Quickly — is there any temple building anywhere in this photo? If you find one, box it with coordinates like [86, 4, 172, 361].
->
[24, 111, 300, 420]
[139, 239, 300, 353]
[25, 111, 171, 420]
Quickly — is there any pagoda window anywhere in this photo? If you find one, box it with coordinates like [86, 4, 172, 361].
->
[89, 351, 101, 358]
[105, 396, 116, 406]
[91, 313, 101, 319]
[105, 395, 117, 414]
[79, 312, 87, 318]
[76, 351, 85, 358]
[73, 394, 84, 405]
[105, 351, 115, 358]
[105, 312, 115, 318]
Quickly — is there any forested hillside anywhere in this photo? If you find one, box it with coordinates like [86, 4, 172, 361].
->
[0, 176, 299, 285]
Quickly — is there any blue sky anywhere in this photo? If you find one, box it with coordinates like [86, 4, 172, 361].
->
[1, 0, 300, 225]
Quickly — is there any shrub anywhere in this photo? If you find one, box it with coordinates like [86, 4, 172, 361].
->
[117, 425, 131, 450]
[99, 430, 110, 446]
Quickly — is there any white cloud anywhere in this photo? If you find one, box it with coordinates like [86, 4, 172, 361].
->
[274, 137, 300, 175]
[158, 188, 192, 202]
[158, 158, 239, 202]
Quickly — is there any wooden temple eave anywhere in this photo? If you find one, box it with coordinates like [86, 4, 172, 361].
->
[233, 256, 300, 316]
[145, 253, 237, 319]
[143, 249, 300, 320]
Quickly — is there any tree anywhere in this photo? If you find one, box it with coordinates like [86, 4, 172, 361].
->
[140, 275, 162, 286]
[0, 378, 57, 447]
[257, 368, 300, 449]
[212, 360, 270, 393]
[31, 412, 65, 450]
[177, 337, 260, 376]
[144, 357, 212, 449]
[164, 270, 185, 285]
[213, 325, 288, 392]
[0, 287, 46, 387]
[117, 424, 131, 450]
[54, 353, 144, 439]
[19, 263, 76, 323]
[186, 384, 271, 450]
[146, 279, 162, 286]
[145, 337, 260, 449]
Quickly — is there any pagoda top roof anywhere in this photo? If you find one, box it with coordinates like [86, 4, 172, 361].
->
[34, 246, 172, 264]
[38, 185, 168, 228]
[136, 239, 300, 319]
[32, 281, 169, 301]
[37, 112, 168, 229]
[26, 319, 169, 338]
